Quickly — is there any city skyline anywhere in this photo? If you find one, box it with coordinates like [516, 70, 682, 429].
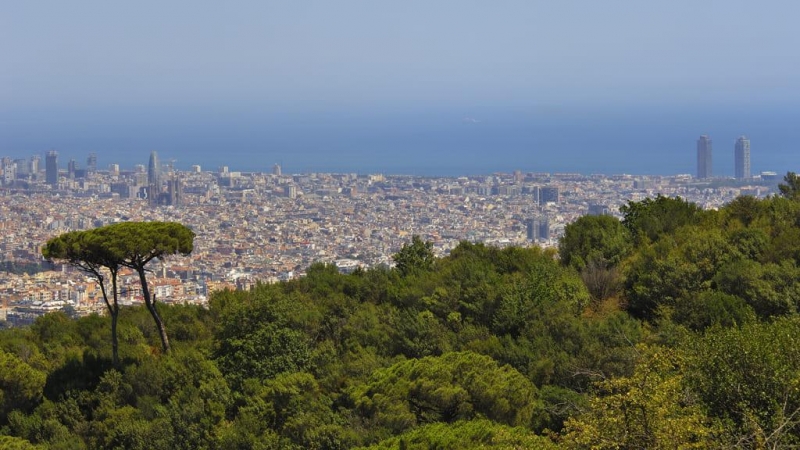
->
[0, 138, 777, 181]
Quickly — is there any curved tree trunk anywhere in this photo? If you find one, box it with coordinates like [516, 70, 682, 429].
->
[110, 268, 120, 366]
[97, 273, 119, 366]
[136, 267, 171, 354]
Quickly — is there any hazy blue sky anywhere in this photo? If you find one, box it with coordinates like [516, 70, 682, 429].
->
[4, 1, 799, 111]
[2, 1, 799, 174]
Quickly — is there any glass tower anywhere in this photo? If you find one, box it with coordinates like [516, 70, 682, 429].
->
[148, 151, 161, 186]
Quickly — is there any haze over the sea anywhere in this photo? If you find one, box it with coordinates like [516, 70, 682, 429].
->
[3, 105, 798, 177]
[3, 1, 799, 176]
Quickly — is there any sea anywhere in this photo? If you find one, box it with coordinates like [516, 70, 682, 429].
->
[2, 105, 798, 177]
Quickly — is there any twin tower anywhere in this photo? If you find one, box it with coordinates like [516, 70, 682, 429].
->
[696, 135, 750, 180]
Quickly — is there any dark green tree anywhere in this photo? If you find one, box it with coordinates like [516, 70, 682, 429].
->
[559, 214, 631, 271]
[100, 222, 195, 354]
[620, 195, 703, 244]
[724, 195, 763, 227]
[624, 226, 738, 321]
[779, 171, 800, 200]
[393, 235, 435, 277]
[714, 259, 800, 319]
[0, 350, 46, 425]
[686, 317, 800, 447]
[560, 215, 631, 302]
[232, 372, 355, 448]
[350, 351, 546, 440]
[43, 229, 124, 365]
[363, 418, 558, 449]
[210, 285, 312, 390]
[672, 290, 755, 331]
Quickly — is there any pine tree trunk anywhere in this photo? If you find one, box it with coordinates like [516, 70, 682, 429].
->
[110, 270, 120, 366]
[137, 267, 171, 353]
[99, 274, 119, 366]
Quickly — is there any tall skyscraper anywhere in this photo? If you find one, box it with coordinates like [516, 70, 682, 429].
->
[46, 151, 58, 187]
[1, 158, 16, 185]
[735, 136, 751, 179]
[697, 135, 712, 179]
[526, 217, 550, 241]
[30, 155, 40, 176]
[541, 186, 560, 204]
[86, 153, 97, 172]
[14, 159, 28, 177]
[167, 177, 183, 207]
[67, 159, 77, 179]
[148, 151, 161, 186]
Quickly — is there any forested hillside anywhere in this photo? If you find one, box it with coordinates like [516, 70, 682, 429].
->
[3, 174, 800, 449]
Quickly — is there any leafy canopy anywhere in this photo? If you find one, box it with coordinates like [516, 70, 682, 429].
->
[393, 235, 435, 277]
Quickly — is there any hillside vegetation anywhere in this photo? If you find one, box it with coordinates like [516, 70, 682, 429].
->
[3, 174, 800, 448]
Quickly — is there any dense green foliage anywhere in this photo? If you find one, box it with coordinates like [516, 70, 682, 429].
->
[357, 419, 558, 450]
[4, 181, 800, 448]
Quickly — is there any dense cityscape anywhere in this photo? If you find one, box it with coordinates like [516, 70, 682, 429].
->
[0, 142, 778, 326]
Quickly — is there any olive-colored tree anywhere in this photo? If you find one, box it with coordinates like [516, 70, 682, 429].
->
[563, 345, 719, 449]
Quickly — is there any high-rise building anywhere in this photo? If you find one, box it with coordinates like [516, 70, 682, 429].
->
[735, 136, 751, 179]
[1, 158, 15, 185]
[588, 204, 611, 216]
[86, 153, 97, 173]
[167, 177, 183, 206]
[697, 135, 712, 179]
[525, 185, 541, 204]
[526, 217, 550, 241]
[541, 186, 560, 204]
[14, 159, 28, 177]
[147, 152, 161, 206]
[30, 155, 40, 175]
[67, 159, 77, 179]
[273, 163, 282, 176]
[148, 151, 160, 186]
[46, 151, 59, 187]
